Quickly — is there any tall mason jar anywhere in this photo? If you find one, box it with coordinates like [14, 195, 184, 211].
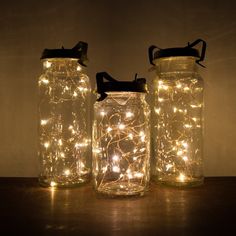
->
[38, 42, 91, 187]
[93, 72, 150, 196]
[148, 39, 206, 187]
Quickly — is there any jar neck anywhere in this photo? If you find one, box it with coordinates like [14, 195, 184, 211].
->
[154, 56, 198, 73]
[42, 58, 83, 72]
[98, 92, 146, 102]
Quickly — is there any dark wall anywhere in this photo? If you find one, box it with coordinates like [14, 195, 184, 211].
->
[0, 0, 235, 176]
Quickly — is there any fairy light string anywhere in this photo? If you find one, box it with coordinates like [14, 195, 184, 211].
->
[39, 59, 91, 187]
[153, 75, 203, 185]
[93, 92, 150, 195]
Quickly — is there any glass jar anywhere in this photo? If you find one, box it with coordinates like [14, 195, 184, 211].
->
[38, 42, 91, 187]
[93, 72, 150, 196]
[148, 39, 206, 187]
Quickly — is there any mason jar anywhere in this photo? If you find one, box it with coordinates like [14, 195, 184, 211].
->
[38, 42, 91, 187]
[93, 72, 150, 196]
[148, 39, 206, 187]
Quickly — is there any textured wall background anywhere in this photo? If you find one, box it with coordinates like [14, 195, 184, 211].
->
[0, 0, 235, 176]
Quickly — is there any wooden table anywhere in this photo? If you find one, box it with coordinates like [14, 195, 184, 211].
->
[0, 177, 235, 235]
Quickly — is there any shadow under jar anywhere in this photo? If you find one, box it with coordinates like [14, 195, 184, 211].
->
[148, 39, 206, 187]
[38, 42, 91, 188]
[93, 72, 150, 197]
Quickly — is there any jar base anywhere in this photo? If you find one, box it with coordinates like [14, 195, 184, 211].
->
[39, 174, 91, 188]
[96, 182, 146, 197]
[152, 176, 204, 187]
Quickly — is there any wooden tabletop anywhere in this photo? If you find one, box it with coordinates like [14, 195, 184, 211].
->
[0, 177, 235, 235]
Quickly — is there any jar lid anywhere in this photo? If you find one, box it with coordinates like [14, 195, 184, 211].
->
[41, 41, 88, 66]
[96, 72, 147, 101]
[148, 39, 206, 67]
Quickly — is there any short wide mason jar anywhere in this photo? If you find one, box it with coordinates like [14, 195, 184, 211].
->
[93, 72, 150, 196]
[148, 39, 206, 187]
[38, 42, 91, 187]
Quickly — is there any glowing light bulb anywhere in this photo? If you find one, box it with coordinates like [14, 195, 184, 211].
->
[58, 139, 62, 146]
[155, 107, 160, 114]
[184, 124, 192, 129]
[50, 181, 56, 187]
[77, 65, 82, 71]
[166, 164, 173, 171]
[100, 111, 106, 116]
[139, 131, 145, 142]
[64, 169, 70, 176]
[192, 117, 197, 122]
[44, 142, 50, 148]
[40, 119, 48, 125]
[173, 107, 177, 113]
[45, 61, 52, 68]
[60, 152, 65, 158]
[126, 111, 133, 118]
[178, 173, 186, 182]
[184, 86, 190, 91]
[112, 166, 120, 173]
[182, 142, 188, 148]
[42, 78, 49, 84]
[177, 150, 183, 156]
[73, 91, 78, 97]
[176, 83, 182, 88]
[190, 104, 202, 108]
[158, 98, 164, 102]
[183, 156, 188, 161]
[107, 127, 112, 132]
[112, 155, 119, 162]
[128, 133, 133, 139]
[118, 124, 125, 130]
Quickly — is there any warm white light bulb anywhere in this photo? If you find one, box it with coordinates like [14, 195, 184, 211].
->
[178, 173, 186, 182]
[44, 142, 50, 148]
[100, 111, 106, 116]
[64, 169, 70, 176]
[126, 111, 133, 118]
[177, 150, 183, 156]
[118, 124, 125, 130]
[42, 78, 49, 84]
[50, 181, 56, 187]
[58, 139, 63, 146]
[107, 127, 112, 132]
[77, 65, 82, 71]
[112, 166, 120, 173]
[41, 119, 48, 125]
[112, 155, 119, 162]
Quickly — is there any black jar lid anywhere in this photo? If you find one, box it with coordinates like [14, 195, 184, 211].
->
[41, 41, 88, 66]
[148, 39, 207, 67]
[96, 72, 147, 101]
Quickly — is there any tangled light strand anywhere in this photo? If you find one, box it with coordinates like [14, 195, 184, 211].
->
[39, 59, 91, 187]
[93, 92, 150, 196]
[153, 74, 203, 186]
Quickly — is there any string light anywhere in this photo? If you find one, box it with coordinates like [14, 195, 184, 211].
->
[39, 59, 91, 187]
[93, 92, 150, 196]
[153, 69, 203, 186]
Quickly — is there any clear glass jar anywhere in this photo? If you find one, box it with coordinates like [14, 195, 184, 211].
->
[148, 39, 206, 187]
[38, 42, 91, 187]
[93, 73, 150, 196]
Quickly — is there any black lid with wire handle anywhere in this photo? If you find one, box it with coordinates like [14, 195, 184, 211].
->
[41, 41, 88, 66]
[96, 72, 147, 101]
[148, 39, 207, 68]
